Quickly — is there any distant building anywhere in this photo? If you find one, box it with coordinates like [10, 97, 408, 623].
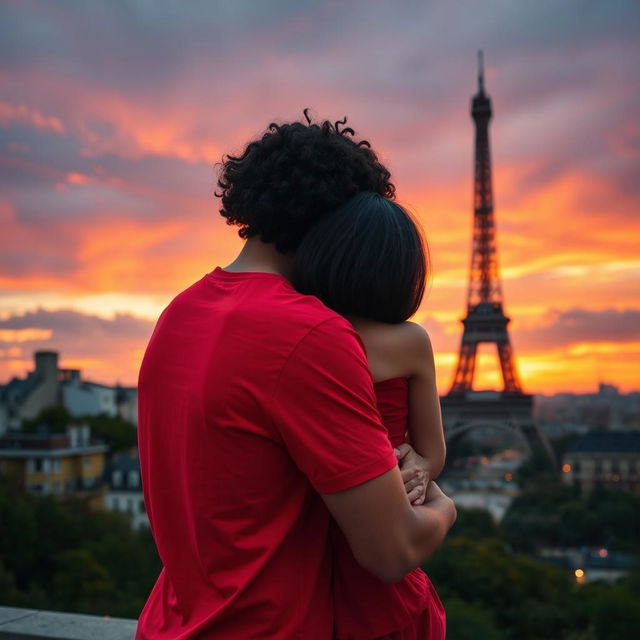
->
[562, 431, 640, 494]
[0, 350, 138, 435]
[535, 387, 640, 434]
[0, 351, 61, 434]
[103, 451, 148, 530]
[115, 384, 138, 427]
[59, 367, 118, 417]
[0, 424, 108, 508]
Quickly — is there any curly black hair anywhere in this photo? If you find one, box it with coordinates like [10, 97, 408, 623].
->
[215, 108, 395, 253]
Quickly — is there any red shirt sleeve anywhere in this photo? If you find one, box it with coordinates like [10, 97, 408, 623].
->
[269, 316, 398, 494]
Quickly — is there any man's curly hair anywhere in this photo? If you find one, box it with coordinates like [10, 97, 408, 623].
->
[215, 108, 395, 253]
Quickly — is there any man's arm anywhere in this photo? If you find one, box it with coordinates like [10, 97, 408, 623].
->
[270, 316, 455, 582]
[322, 468, 456, 583]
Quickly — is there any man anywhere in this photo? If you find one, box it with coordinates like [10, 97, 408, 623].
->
[135, 112, 456, 639]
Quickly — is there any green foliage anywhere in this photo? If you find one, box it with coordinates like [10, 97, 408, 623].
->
[445, 597, 505, 640]
[21, 406, 137, 453]
[425, 537, 580, 640]
[449, 507, 499, 540]
[52, 549, 115, 613]
[79, 413, 138, 452]
[0, 476, 160, 617]
[21, 406, 72, 433]
[515, 445, 558, 488]
[502, 481, 640, 553]
[589, 584, 640, 640]
[586, 487, 640, 553]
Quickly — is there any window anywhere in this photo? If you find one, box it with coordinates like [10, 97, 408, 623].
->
[53, 459, 62, 473]
[128, 470, 139, 488]
[83, 457, 92, 469]
[112, 470, 122, 487]
[42, 459, 51, 473]
[27, 458, 36, 473]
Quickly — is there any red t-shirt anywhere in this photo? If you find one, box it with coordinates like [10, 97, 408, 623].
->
[135, 267, 397, 639]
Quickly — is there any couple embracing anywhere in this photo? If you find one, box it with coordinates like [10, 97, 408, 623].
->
[135, 110, 457, 640]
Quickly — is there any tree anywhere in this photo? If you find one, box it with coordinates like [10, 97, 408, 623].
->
[52, 549, 115, 613]
[425, 537, 582, 640]
[445, 598, 504, 640]
[449, 507, 499, 540]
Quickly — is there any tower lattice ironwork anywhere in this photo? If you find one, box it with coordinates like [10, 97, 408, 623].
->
[441, 51, 557, 470]
[448, 50, 522, 396]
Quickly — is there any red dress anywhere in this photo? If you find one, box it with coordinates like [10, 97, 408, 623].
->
[332, 377, 446, 640]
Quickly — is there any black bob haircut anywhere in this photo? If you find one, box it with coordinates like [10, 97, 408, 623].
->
[293, 192, 429, 324]
[215, 109, 394, 253]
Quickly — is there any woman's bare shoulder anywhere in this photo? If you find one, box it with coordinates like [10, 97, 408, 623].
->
[348, 318, 433, 374]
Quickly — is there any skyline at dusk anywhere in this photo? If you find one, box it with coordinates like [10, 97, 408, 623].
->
[1, 0, 639, 394]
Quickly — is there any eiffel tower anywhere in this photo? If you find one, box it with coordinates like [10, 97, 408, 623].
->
[441, 51, 556, 468]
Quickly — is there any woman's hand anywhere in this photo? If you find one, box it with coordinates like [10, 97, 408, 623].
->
[394, 443, 432, 506]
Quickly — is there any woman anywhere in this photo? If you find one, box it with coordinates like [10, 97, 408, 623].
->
[294, 191, 447, 640]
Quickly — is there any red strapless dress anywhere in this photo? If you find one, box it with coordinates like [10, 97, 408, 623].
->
[331, 377, 446, 640]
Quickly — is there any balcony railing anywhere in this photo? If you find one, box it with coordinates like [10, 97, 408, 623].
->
[0, 605, 135, 640]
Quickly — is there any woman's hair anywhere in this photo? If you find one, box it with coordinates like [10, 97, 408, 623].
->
[215, 109, 395, 253]
[293, 192, 428, 324]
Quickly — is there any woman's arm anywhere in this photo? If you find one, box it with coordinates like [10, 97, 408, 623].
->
[398, 323, 446, 499]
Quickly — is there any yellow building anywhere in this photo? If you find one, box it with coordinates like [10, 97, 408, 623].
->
[0, 424, 108, 509]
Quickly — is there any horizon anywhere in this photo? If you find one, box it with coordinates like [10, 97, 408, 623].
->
[1, 1, 639, 394]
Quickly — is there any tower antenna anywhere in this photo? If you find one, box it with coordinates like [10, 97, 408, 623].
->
[478, 49, 485, 93]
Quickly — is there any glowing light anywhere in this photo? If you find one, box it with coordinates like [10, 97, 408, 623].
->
[562, 464, 572, 473]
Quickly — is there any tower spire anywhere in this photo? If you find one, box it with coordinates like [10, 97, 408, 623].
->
[478, 49, 484, 94]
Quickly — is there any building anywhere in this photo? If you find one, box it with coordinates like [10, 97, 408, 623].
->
[0, 351, 61, 434]
[0, 350, 138, 435]
[103, 451, 148, 530]
[0, 424, 109, 508]
[562, 431, 640, 494]
[535, 386, 640, 434]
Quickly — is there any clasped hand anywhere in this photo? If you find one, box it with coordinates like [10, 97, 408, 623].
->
[394, 442, 435, 506]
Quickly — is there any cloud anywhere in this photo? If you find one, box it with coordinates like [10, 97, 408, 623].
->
[0, 307, 156, 385]
[512, 307, 640, 352]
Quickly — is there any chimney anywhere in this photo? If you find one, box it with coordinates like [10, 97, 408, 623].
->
[34, 351, 59, 381]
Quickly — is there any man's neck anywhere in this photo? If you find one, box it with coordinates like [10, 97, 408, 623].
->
[223, 237, 294, 280]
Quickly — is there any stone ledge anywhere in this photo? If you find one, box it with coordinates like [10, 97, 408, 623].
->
[0, 606, 136, 640]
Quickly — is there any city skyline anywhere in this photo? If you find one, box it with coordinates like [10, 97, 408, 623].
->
[1, 1, 639, 393]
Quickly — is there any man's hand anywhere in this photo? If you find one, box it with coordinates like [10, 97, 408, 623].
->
[394, 443, 432, 506]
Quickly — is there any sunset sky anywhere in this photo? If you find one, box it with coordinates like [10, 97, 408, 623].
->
[1, 0, 639, 394]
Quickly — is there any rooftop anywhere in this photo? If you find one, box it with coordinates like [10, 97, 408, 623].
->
[567, 431, 640, 454]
